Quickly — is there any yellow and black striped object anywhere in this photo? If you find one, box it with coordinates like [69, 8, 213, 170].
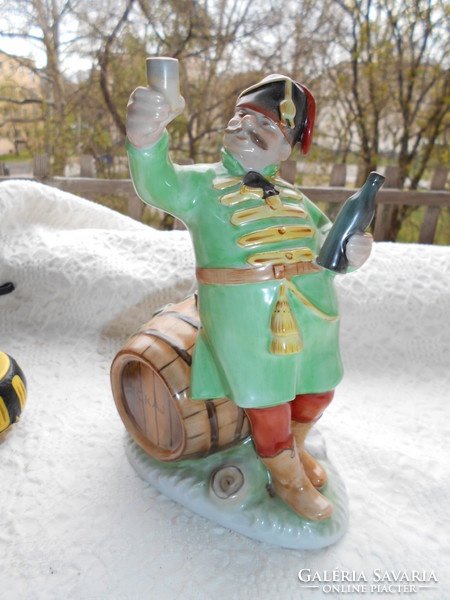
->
[0, 352, 27, 433]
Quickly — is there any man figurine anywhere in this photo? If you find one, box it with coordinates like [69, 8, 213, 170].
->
[126, 72, 372, 521]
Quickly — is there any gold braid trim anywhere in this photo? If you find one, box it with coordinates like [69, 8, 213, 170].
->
[286, 279, 340, 322]
[212, 175, 243, 190]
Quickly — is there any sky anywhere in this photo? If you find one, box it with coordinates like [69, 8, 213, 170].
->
[0, 37, 93, 79]
[0, 16, 93, 79]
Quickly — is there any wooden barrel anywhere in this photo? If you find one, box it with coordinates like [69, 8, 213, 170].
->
[111, 295, 250, 462]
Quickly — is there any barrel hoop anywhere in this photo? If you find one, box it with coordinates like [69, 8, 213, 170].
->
[167, 379, 175, 448]
[161, 311, 201, 330]
[205, 401, 219, 454]
[138, 329, 193, 366]
[234, 407, 247, 441]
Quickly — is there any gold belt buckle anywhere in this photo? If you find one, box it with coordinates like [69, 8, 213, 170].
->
[272, 264, 286, 279]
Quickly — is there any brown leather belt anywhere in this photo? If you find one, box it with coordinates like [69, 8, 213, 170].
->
[196, 261, 321, 285]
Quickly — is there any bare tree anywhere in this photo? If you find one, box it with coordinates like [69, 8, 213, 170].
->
[322, 0, 449, 190]
[2, 0, 447, 209]
[0, 0, 86, 173]
[135, 0, 285, 161]
[245, 0, 337, 82]
[80, 0, 287, 162]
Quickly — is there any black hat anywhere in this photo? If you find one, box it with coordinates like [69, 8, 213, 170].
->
[236, 75, 316, 154]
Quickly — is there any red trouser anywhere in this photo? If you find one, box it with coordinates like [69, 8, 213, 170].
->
[245, 391, 334, 458]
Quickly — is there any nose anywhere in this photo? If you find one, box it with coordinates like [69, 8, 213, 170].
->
[241, 113, 256, 131]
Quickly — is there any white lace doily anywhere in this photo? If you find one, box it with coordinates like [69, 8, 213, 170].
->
[1, 180, 449, 599]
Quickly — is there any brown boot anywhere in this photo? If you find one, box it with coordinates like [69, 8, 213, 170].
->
[291, 421, 327, 488]
[261, 445, 332, 521]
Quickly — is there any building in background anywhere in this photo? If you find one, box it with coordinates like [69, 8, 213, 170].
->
[0, 51, 42, 155]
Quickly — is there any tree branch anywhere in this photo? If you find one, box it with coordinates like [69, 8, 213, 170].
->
[97, 0, 136, 137]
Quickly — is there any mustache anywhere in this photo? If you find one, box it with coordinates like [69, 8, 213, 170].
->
[224, 125, 269, 150]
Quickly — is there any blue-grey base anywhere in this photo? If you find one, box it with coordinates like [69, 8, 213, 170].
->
[125, 430, 349, 550]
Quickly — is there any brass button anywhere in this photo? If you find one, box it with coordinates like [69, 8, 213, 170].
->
[278, 227, 286, 235]
[285, 252, 293, 260]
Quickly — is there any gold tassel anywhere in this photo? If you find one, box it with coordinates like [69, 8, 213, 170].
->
[270, 283, 302, 355]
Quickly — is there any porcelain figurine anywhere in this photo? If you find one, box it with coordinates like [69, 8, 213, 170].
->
[111, 58, 384, 549]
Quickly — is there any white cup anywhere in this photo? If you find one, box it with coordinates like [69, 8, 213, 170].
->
[146, 57, 184, 112]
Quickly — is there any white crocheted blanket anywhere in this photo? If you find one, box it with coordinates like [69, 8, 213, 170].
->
[1, 180, 449, 599]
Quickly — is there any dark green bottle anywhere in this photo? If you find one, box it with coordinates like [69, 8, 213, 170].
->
[316, 171, 385, 273]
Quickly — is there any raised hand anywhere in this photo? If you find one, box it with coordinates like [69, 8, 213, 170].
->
[126, 86, 185, 149]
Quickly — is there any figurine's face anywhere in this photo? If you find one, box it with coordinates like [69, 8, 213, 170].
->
[223, 108, 291, 172]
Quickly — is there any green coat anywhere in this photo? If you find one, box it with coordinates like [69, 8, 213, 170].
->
[127, 132, 343, 408]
